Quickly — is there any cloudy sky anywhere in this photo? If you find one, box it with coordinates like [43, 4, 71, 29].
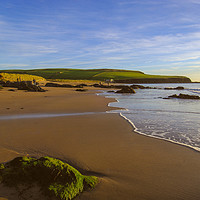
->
[0, 0, 200, 81]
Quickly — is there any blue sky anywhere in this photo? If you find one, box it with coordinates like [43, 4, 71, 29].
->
[0, 0, 200, 81]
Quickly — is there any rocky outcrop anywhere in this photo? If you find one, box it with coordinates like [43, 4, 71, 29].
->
[115, 86, 136, 94]
[0, 81, 45, 92]
[167, 93, 200, 99]
[18, 81, 45, 92]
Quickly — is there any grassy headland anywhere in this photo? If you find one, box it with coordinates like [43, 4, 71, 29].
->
[0, 68, 191, 83]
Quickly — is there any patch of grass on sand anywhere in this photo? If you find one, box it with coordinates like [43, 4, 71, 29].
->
[0, 72, 46, 82]
[0, 156, 98, 200]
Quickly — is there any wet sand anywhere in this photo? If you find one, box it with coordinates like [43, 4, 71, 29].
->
[0, 87, 200, 200]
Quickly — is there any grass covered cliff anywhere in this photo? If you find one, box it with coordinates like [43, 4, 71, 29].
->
[0, 156, 98, 200]
[0, 72, 46, 82]
[0, 68, 191, 83]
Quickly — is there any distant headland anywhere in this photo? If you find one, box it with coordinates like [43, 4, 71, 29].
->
[0, 68, 192, 83]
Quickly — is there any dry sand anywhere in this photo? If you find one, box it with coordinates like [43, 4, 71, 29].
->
[0, 87, 200, 200]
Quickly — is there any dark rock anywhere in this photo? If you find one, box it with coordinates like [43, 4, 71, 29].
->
[45, 82, 61, 87]
[115, 86, 136, 94]
[18, 81, 45, 92]
[75, 89, 88, 92]
[176, 86, 184, 90]
[130, 84, 157, 89]
[45, 82, 73, 88]
[0, 81, 45, 92]
[91, 83, 100, 87]
[107, 90, 115, 93]
[164, 86, 184, 90]
[79, 83, 87, 87]
[45, 82, 84, 88]
[61, 84, 74, 88]
[91, 84, 113, 88]
[167, 93, 200, 99]
[130, 84, 145, 89]
[8, 89, 15, 91]
[91, 84, 130, 89]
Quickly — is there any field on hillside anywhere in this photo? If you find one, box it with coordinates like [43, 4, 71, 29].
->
[0, 69, 186, 81]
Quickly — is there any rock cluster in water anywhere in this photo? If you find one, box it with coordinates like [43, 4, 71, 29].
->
[115, 86, 136, 93]
[164, 86, 184, 90]
[166, 93, 200, 99]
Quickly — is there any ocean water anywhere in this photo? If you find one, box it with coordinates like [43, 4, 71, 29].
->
[102, 83, 200, 151]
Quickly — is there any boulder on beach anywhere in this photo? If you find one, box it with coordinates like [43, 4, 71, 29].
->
[0, 156, 98, 200]
[115, 86, 136, 94]
[167, 93, 200, 99]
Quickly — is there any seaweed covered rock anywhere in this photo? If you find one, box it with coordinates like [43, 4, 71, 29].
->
[115, 86, 136, 94]
[0, 156, 98, 200]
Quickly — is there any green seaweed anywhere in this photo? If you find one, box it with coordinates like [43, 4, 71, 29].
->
[0, 156, 98, 200]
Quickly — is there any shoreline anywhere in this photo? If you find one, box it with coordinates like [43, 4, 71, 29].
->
[101, 87, 200, 153]
[1, 87, 200, 199]
[119, 112, 200, 153]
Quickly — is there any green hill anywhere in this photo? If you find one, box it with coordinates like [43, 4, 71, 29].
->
[0, 68, 191, 83]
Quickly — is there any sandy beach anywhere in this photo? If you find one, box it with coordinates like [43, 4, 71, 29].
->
[0, 86, 200, 200]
